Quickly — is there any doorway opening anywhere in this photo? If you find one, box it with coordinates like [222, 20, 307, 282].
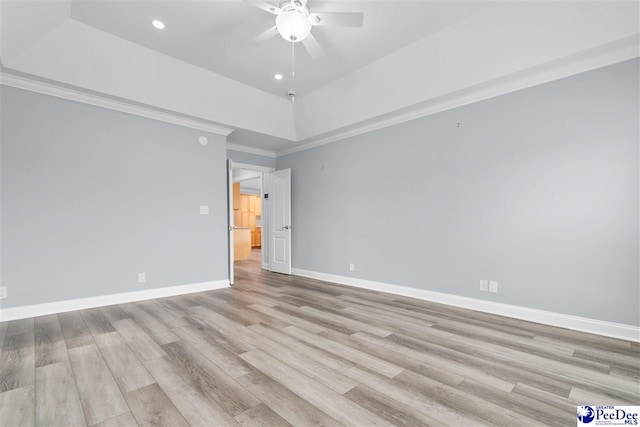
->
[229, 162, 275, 284]
[232, 167, 264, 281]
[227, 161, 290, 285]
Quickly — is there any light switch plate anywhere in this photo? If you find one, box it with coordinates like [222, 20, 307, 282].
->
[200, 205, 209, 215]
[479, 280, 489, 292]
[489, 281, 498, 293]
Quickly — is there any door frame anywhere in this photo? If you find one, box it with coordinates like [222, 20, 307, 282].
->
[229, 162, 275, 282]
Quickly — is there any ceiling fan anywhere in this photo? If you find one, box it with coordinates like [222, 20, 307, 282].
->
[247, 0, 364, 60]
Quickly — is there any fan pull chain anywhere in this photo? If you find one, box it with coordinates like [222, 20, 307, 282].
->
[291, 42, 295, 78]
[289, 42, 296, 102]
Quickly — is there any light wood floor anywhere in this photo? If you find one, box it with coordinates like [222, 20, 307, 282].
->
[1, 250, 639, 426]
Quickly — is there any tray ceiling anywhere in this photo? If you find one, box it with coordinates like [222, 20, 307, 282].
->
[1, 1, 638, 155]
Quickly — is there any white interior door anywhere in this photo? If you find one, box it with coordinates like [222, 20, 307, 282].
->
[227, 159, 234, 285]
[269, 168, 291, 274]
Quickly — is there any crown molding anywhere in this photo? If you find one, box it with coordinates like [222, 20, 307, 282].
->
[0, 71, 233, 137]
[277, 36, 640, 157]
[227, 142, 277, 158]
[2, 34, 637, 157]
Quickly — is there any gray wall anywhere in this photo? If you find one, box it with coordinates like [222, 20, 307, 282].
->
[277, 59, 639, 326]
[1, 86, 229, 308]
[228, 149, 276, 168]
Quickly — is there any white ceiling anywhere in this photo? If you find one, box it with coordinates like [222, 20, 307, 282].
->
[233, 169, 262, 195]
[233, 168, 261, 182]
[1, 1, 638, 155]
[69, 1, 488, 97]
[240, 178, 262, 195]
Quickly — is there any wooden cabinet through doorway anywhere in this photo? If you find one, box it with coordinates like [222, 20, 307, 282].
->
[234, 189, 262, 249]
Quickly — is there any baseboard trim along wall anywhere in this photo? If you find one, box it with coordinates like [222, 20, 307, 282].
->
[292, 268, 640, 342]
[0, 280, 230, 322]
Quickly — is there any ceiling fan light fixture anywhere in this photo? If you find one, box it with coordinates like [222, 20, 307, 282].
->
[276, 9, 311, 42]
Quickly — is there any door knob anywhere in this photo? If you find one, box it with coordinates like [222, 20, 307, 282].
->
[282, 225, 290, 230]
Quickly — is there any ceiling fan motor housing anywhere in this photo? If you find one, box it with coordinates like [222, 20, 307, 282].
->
[287, 0, 307, 10]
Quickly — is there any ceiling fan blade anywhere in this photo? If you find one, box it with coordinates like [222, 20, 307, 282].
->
[302, 33, 325, 60]
[252, 25, 278, 43]
[309, 12, 363, 27]
[246, 0, 281, 15]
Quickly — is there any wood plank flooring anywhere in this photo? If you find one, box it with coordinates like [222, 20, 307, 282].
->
[1, 250, 639, 426]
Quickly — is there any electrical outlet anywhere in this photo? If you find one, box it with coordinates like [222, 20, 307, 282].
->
[479, 280, 488, 292]
[138, 273, 146, 284]
[349, 263, 355, 272]
[489, 281, 498, 293]
[0, 287, 6, 299]
[200, 205, 209, 215]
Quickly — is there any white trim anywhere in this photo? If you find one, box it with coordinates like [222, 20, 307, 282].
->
[0, 72, 233, 137]
[278, 37, 639, 157]
[0, 280, 230, 322]
[227, 143, 277, 158]
[292, 268, 640, 342]
[228, 159, 235, 286]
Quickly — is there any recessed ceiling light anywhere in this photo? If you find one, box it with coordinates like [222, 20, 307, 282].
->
[152, 20, 165, 30]
[274, 73, 283, 80]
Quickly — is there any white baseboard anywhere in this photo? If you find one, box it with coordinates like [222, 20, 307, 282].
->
[292, 268, 640, 342]
[0, 280, 230, 322]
